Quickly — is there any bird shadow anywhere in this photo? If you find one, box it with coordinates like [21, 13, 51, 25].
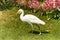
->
[29, 31, 49, 35]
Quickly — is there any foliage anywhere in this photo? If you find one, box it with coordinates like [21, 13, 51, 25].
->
[0, 0, 18, 10]
[0, 0, 60, 19]
[16, 0, 60, 19]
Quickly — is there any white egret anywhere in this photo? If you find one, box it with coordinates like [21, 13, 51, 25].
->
[17, 9, 46, 35]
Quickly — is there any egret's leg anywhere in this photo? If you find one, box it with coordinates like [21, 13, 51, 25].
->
[29, 23, 34, 33]
[37, 25, 41, 35]
[36, 24, 41, 35]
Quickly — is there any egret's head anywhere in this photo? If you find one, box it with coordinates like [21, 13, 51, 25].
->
[16, 9, 24, 15]
[18, 9, 24, 14]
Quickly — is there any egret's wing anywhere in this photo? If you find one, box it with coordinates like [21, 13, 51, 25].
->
[24, 14, 45, 25]
[24, 14, 40, 20]
[24, 15, 43, 23]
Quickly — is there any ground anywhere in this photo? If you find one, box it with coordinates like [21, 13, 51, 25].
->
[0, 7, 60, 40]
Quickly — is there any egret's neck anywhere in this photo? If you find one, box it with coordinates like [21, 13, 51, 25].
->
[20, 11, 24, 19]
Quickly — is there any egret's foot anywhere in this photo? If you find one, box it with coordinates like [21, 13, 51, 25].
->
[39, 32, 42, 35]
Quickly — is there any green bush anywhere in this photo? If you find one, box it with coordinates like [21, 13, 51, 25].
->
[0, 0, 17, 10]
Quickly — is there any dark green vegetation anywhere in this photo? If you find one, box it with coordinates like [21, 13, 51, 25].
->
[0, 7, 60, 40]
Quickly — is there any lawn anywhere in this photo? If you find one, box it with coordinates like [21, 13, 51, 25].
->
[0, 7, 60, 40]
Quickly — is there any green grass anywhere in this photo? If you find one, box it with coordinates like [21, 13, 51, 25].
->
[0, 7, 60, 40]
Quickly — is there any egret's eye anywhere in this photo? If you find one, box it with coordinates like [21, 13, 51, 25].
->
[20, 12, 22, 13]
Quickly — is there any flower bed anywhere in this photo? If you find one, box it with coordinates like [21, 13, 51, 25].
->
[16, 0, 60, 19]
[0, 0, 60, 19]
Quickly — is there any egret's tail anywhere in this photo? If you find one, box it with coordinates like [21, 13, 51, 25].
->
[39, 20, 46, 25]
[42, 22, 45, 25]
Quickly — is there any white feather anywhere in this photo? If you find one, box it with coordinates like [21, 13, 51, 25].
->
[23, 14, 45, 25]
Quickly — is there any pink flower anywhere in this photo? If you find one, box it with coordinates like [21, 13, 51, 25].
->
[42, 2, 50, 11]
[48, 0, 52, 1]
[32, 0, 40, 9]
[19, 0, 26, 6]
[27, 0, 32, 8]
[42, 0, 56, 9]
[56, 0, 60, 5]
[48, 1, 56, 8]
